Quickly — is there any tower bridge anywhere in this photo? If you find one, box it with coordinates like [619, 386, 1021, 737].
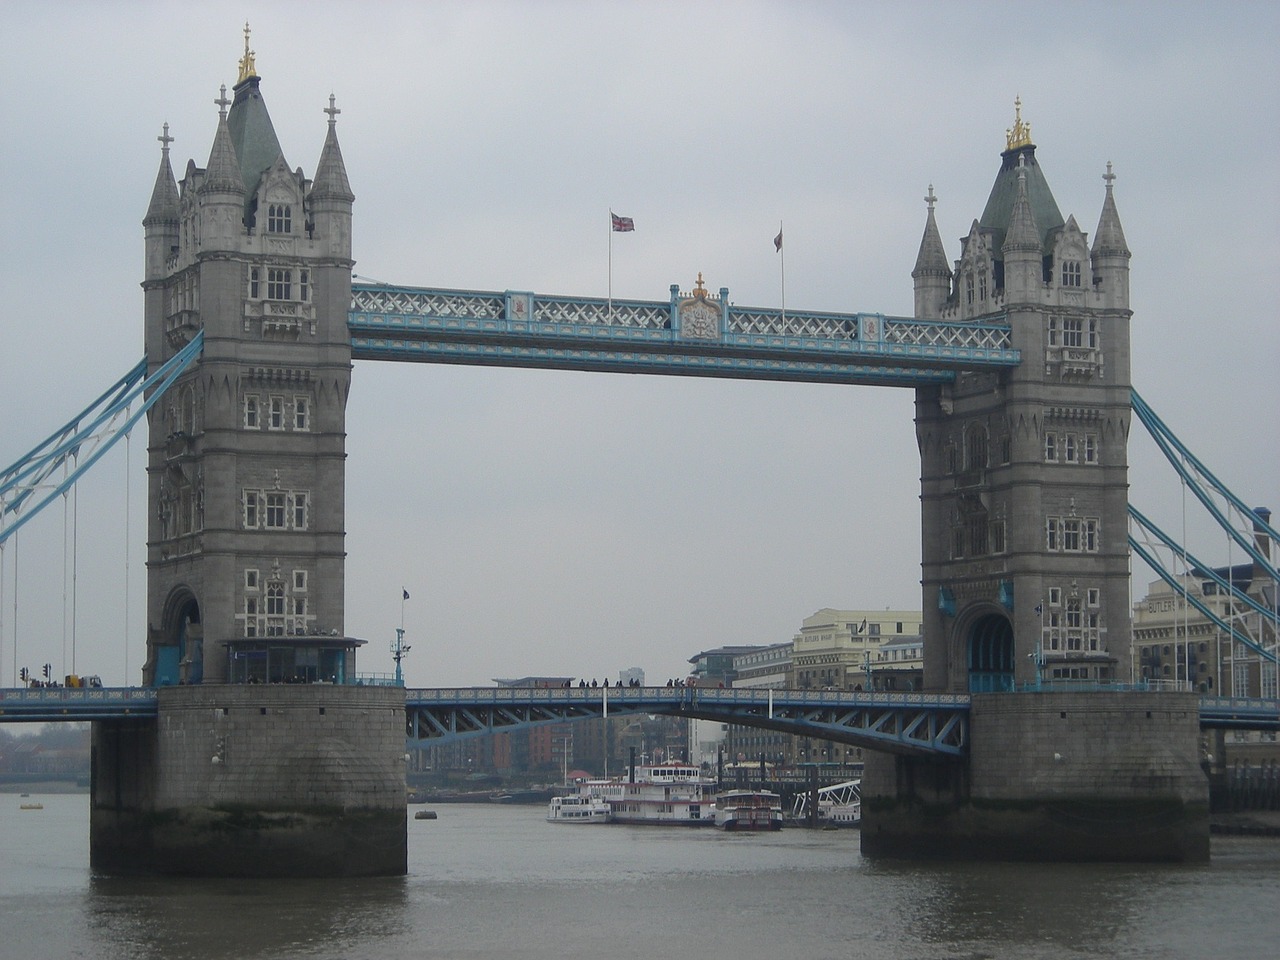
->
[1, 40, 1276, 876]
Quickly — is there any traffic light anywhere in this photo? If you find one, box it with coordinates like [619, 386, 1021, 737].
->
[42, 663, 51, 679]
[19, 667, 28, 683]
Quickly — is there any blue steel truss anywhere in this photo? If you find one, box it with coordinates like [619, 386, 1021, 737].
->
[348, 282, 1021, 386]
[1128, 388, 1279, 667]
[405, 686, 971, 758]
[3, 687, 1277, 744]
[0, 333, 205, 547]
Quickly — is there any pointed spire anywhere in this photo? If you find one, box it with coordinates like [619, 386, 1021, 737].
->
[1091, 162, 1130, 258]
[913, 186, 950, 276]
[1002, 157, 1041, 257]
[144, 122, 180, 226]
[202, 90, 245, 197]
[312, 94, 354, 202]
[913, 185, 951, 318]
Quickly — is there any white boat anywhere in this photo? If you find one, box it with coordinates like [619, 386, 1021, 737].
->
[789, 779, 861, 827]
[715, 789, 783, 831]
[546, 793, 611, 823]
[572, 762, 716, 826]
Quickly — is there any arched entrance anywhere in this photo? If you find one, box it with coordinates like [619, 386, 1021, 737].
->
[966, 613, 1014, 693]
[155, 590, 202, 686]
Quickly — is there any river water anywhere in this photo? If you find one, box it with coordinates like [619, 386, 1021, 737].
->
[1, 794, 1276, 960]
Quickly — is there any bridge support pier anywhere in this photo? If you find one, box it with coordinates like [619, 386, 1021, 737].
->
[860, 691, 1209, 862]
[90, 685, 407, 877]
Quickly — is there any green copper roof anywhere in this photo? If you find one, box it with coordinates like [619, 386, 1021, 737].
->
[227, 75, 284, 203]
[979, 145, 1064, 255]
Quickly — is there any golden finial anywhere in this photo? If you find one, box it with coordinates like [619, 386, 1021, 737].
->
[1005, 95, 1033, 151]
[693, 272, 707, 297]
[237, 21, 258, 84]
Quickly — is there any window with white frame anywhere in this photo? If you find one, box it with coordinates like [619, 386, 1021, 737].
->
[293, 397, 309, 431]
[267, 268, 292, 301]
[265, 493, 287, 529]
[1063, 318, 1084, 347]
[1083, 434, 1097, 463]
[293, 569, 308, 592]
[1061, 260, 1082, 287]
[245, 569, 259, 591]
[243, 491, 259, 528]
[269, 396, 285, 430]
[1044, 432, 1058, 462]
[267, 204, 292, 234]
[241, 488, 311, 531]
[245, 395, 259, 429]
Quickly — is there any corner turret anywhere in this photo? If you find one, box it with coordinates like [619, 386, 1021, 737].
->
[1000, 158, 1042, 303]
[143, 124, 180, 282]
[1091, 162, 1131, 310]
[912, 185, 952, 319]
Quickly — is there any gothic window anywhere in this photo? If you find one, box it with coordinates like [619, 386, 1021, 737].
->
[249, 267, 260, 299]
[999, 434, 1012, 465]
[978, 273, 988, 302]
[1047, 318, 1058, 346]
[245, 395, 259, 429]
[1088, 319, 1098, 348]
[1083, 434, 1097, 463]
[292, 492, 308, 530]
[1044, 432, 1058, 462]
[245, 569, 259, 591]
[1061, 260, 1082, 287]
[965, 425, 988, 470]
[269, 396, 285, 430]
[265, 582, 286, 636]
[244, 597, 259, 637]
[1064, 434, 1077, 462]
[991, 520, 1006, 554]
[267, 204, 292, 234]
[267, 268, 292, 300]
[243, 491, 259, 528]
[952, 526, 965, 559]
[1084, 519, 1098, 552]
[965, 276, 974, 305]
[1062, 518, 1081, 552]
[299, 269, 310, 302]
[265, 493, 287, 529]
[293, 397, 309, 431]
[1046, 518, 1059, 551]
[967, 516, 988, 556]
[1063, 318, 1084, 347]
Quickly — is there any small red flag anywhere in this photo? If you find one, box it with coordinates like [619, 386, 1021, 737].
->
[611, 212, 635, 232]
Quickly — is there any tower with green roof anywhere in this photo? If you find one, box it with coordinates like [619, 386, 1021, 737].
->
[141, 30, 355, 685]
[911, 99, 1133, 694]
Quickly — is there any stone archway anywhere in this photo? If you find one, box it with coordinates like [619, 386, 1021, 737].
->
[966, 612, 1014, 693]
[154, 588, 202, 686]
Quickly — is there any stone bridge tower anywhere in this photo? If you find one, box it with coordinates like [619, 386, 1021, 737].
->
[141, 35, 354, 685]
[912, 101, 1133, 693]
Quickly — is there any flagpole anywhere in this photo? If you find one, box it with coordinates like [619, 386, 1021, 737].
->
[608, 210, 613, 320]
[778, 220, 786, 333]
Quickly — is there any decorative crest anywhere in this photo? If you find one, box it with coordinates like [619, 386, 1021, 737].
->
[693, 272, 707, 298]
[1005, 96, 1033, 151]
[238, 21, 258, 84]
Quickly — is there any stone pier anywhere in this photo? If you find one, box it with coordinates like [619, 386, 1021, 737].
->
[91, 685, 407, 877]
[860, 691, 1209, 862]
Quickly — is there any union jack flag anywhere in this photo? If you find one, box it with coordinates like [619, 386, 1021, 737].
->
[611, 212, 635, 232]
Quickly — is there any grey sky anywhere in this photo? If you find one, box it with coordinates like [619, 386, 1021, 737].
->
[1, 2, 1276, 687]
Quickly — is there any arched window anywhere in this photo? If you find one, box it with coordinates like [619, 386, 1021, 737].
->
[267, 203, 292, 234]
[965, 424, 988, 470]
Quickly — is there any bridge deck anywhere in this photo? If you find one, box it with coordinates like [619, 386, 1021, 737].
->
[2, 688, 1274, 754]
[348, 283, 1021, 386]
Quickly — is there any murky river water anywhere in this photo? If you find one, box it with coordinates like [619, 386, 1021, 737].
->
[1, 794, 1276, 959]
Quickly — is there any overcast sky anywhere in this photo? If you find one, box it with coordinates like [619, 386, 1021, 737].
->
[1, 2, 1276, 688]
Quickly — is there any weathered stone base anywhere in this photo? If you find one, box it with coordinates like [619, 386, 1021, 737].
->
[860, 691, 1210, 862]
[91, 685, 408, 877]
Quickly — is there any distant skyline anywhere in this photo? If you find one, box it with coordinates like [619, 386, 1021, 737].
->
[1, 2, 1276, 688]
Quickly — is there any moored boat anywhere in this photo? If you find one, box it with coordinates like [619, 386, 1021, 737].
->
[546, 793, 611, 823]
[714, 789, 783, 831]
[570, 762, 717, 826]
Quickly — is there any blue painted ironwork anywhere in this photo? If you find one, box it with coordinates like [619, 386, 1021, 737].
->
[0, 686, 158, 721]
[405, 686, 972, 758]
[1, 332, 205, 546]
[348, 282, 1020, 386]
[1198, 697, 1280, 732]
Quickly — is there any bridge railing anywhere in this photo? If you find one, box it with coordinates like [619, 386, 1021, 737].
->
[0, 686, 158, 721]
